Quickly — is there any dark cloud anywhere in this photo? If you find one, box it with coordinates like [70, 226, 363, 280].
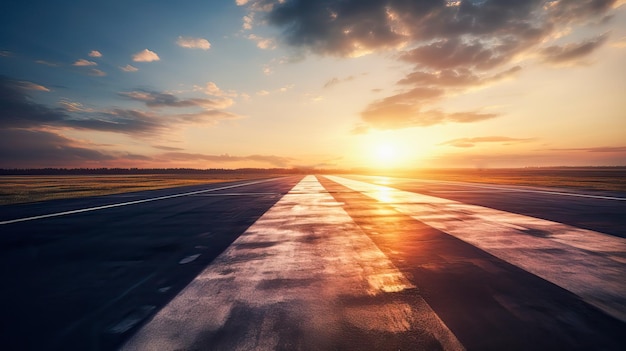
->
[398, 37, 528, 71]
[0, 76, 239, 137]
[119, 90, 233, 109]
[63, 109, 165, 136]
[540, 33, 609, 64]
[0, 129, 149, 168]
[0, 76, 70, 128]
[247, 0, 607, 58]
[441, 136, 535, 148]
[242, 0, 617, 131]
[266, 0, 407, 56]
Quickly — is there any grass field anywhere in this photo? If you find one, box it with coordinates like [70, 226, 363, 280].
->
[0, 173, 281, 205]
[1, 168, 624, 205]
[387, 168, 626, 192]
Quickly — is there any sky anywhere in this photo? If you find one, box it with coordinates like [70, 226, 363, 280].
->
[1, 0, 625, 169]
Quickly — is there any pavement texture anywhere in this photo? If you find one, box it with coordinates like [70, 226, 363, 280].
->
[1, 175, 624, 350]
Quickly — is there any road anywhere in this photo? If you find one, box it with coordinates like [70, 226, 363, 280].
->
[1, 175, 624, 350]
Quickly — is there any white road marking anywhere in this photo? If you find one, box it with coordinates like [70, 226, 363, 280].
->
[178, 254, 201, 264]
[326, 175, 626, 322]
[369, 176, 626, 201]
[121, 176, 464, 351]
[0, 178, 282, 225]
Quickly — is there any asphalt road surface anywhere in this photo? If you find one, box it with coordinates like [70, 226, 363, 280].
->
[1, 175, 624, 351]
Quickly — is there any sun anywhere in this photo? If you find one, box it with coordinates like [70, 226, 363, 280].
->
[373, 143, 398, 166]
[375, 144, 396, 161]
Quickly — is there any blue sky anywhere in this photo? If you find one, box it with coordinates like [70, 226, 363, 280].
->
[1, 0, 625, 169]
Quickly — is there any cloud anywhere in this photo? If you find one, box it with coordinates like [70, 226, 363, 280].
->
[397, 66, 522, 87]
[35, 60, 59, 67]
[547, 146, 626, 153]
[119, 90, 233, 109]
[0, 129, 151, 168]
[361, 106, 497, 130]
[256, 90, 270, 96]
[88, 69, 106, 77]
[540, 33, 609, 64]
[0, 76, 239, 137]
[14, 80, 50, 92]
[159, 152, 292, 167]
[132, 49, 160, 62]
[440, 136, 535, 148]
[58, 100, 94, 112]
[248, 34, 276, 49]
[0, 76, 69, 128]
[0, 50, 13, 57]
[240, 0, 618, 131]
[153, 145, 185, 151]
[323, 75, 355, 88]
[73, 59, 97, 66]
[350, 123, 370, 135]
[399, 38, 529, 71]
[0, 127, 294, 168]
[278, 84, 294, 92]
[176, 36, 211, 50]
[88, 50, 102, 58]
[0, 129, 114, 167]
[120, 64, 139, 72]
[194, 82, 238, 97]
[242, 14, 254, 30]
[612, 36, 626, 48]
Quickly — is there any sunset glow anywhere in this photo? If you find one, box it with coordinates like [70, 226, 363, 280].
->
[1, 1, 625, 169]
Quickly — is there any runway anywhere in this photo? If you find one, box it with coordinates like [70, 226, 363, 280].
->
[1, 175, 624, 350]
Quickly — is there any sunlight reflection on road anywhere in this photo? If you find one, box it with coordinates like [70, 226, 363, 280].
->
[326, 175, 626, 323]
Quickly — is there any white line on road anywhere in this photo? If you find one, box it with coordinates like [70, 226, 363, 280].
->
[121, 175, 464, 351]
[0, 178, 283, 225]
[370, 176, 626, 201]
[326, 175, 626, 322]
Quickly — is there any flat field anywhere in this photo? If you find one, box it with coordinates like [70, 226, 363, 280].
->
[388, 167, 626, 192]
[1, 168, 624, 206]
[0, 173, 282, 205]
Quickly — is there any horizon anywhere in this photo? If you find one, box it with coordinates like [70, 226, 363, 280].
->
[1, 1, 625, 169]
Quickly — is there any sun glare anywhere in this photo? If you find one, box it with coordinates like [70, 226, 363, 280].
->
[375, 144, 396, 161]
[372, 142, 401, 167]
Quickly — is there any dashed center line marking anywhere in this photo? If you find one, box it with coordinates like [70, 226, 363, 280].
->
[121, 175, 464, 351]
[326, 175, 626, 322]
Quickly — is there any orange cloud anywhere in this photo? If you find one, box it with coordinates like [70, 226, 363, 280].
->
[88, 69, 106, 77]
[540, 33, 609, 64]
[176, 36, 211, 50]
[120, 64, 138, 72]
[14, 80, 50, 92]
[132, 49, 160, 62]
[73, 59, 97, 66]
[440, 136, 536, 148]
